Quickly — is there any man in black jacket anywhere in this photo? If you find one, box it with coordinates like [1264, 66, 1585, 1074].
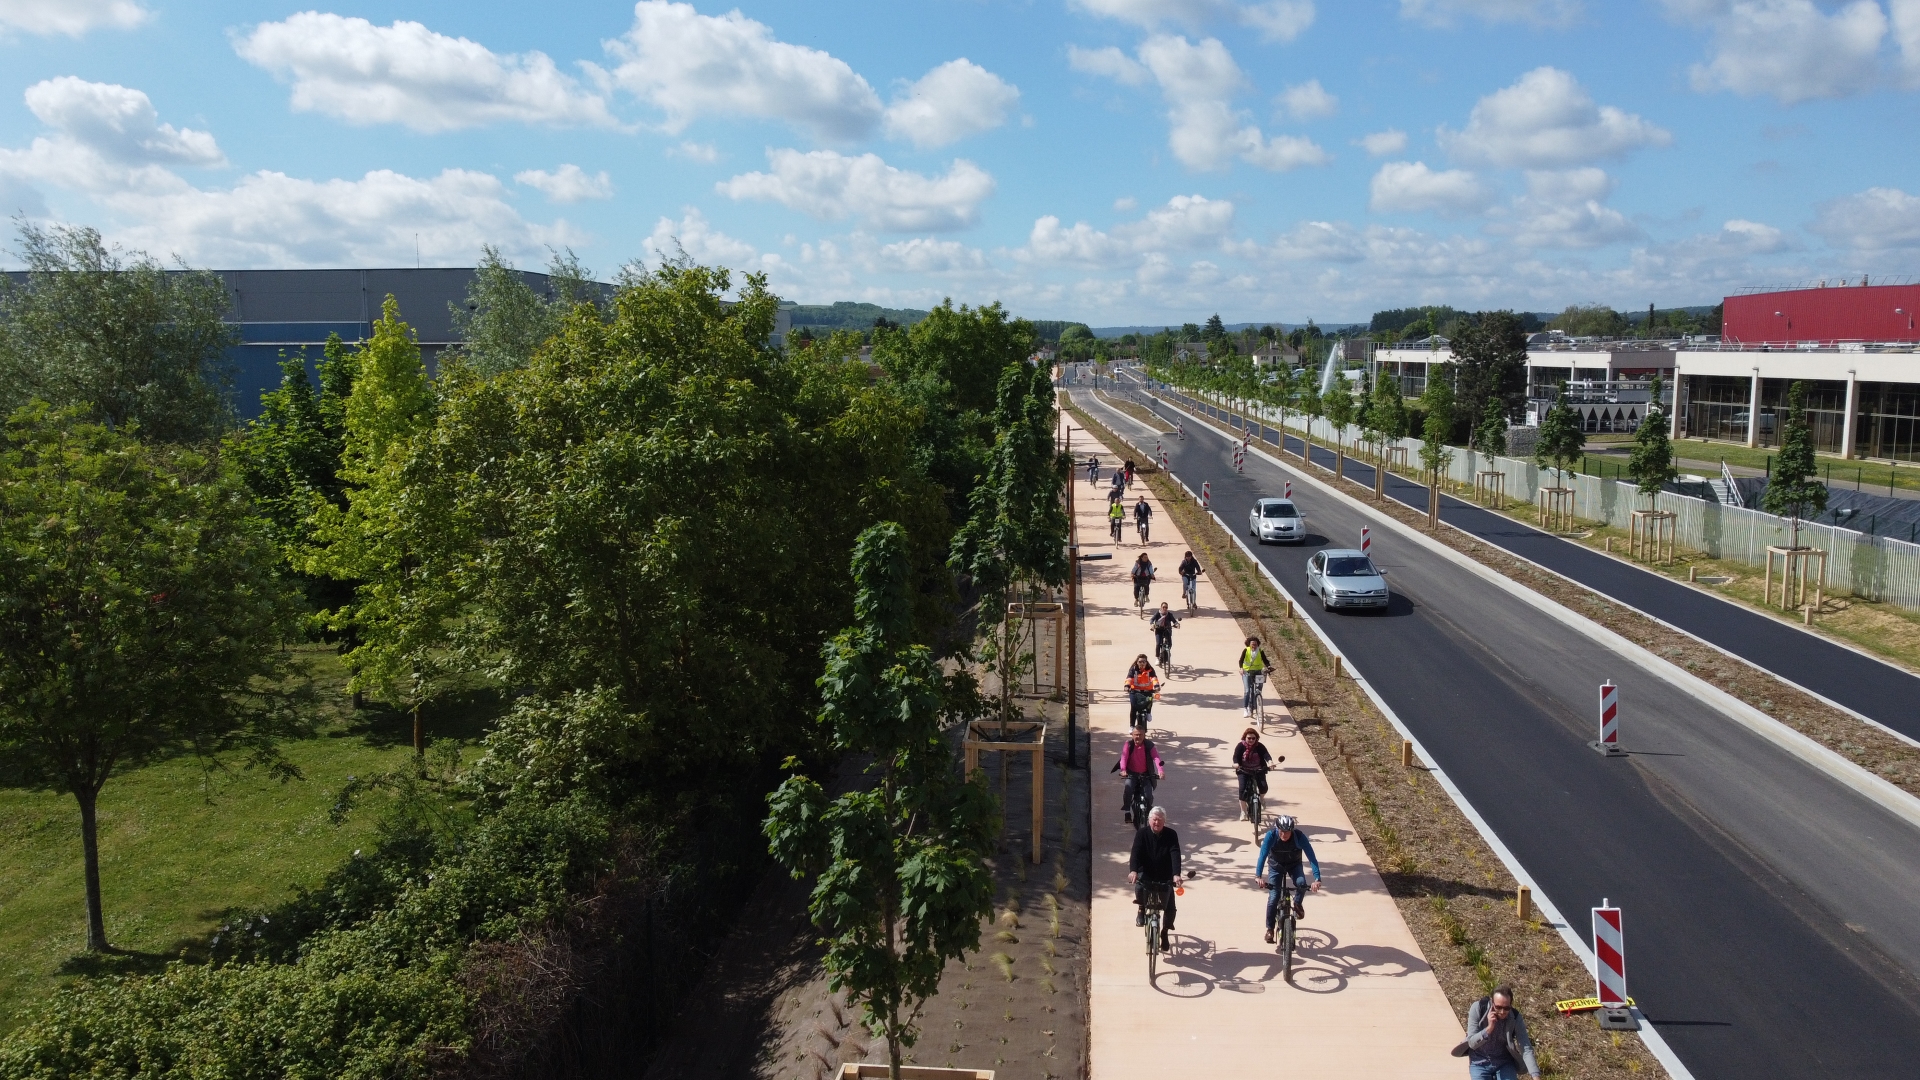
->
[1128, 806, 1184, 949]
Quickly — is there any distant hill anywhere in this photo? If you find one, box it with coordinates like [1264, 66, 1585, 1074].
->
[785, 302, 931, 331]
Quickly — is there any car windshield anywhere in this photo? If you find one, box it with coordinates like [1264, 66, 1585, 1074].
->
[1262, 503, 1297, 518]
[1325, 557, 1378, 577]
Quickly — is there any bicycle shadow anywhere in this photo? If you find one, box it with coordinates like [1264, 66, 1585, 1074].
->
[1151, 926, 1430, 996]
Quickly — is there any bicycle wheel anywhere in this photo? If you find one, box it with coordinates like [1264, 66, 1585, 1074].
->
[1280, 906, 1296, 980]
[1248, 792, 1263, 839]
[1146, 911, 1159, 981]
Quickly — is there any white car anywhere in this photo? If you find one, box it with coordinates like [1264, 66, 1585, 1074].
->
[1249, 498, 1305, 544]
[1306, 548, 1389, 611]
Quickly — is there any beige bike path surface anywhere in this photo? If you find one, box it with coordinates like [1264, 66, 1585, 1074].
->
[1072, 418, 1462, 1079]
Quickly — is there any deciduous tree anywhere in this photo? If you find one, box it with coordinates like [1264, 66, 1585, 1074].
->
[1761, 381, 1828, 549]
[1535, 381, 1586, 485]
[1628, 374, 1678, 506]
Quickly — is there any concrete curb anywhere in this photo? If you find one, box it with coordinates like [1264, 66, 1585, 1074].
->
[1148, 387, 1920, 837]
[1071, 390, 1695, 1080]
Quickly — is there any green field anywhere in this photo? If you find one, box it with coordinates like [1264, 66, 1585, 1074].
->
[0, 648, 490, 1033]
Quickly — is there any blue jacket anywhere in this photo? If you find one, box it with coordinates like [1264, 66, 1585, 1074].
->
[1256, 826, 1320, 883]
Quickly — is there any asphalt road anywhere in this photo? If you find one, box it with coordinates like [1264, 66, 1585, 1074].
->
[1070, 380, 1920, 1080]
[1137, 376, 1920, 744]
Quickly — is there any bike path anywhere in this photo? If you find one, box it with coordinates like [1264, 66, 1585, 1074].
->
[1077, 383, 1920, 1079]
[1146, 381, 1920, 743]
[1070, 417, 1461, 1080]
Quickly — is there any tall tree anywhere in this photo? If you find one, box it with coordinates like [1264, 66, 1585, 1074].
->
[449, 247, 600, 376]
[0, 222, 235, 444]
[766, 523, 997, 1080]
[1535, 381, 1586, 485]
[1473, 397, 1508, 457]
[1760, 381, 1828, 549]
[1627, 374, 1678, 506]
[1451, 311, 1529, 448]
[1370, 367, 1409, 444]
[1418, 369, 1455, 482]
[0, 405, 301, 952]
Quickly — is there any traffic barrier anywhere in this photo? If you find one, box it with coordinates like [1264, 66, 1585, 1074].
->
[1591, 901, 1640, 1029]
[1361, 526, 1371, 557]
[1160, 449, 1169, 469]
[1590, 681, 1623, 756]
[1284, 480, 1292, 500]
[1202, 481, 1211, 509]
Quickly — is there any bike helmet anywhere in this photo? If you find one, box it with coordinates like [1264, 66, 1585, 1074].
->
[1272, 815, 1297, 832]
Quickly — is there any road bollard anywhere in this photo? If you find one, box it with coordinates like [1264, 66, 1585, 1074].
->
[1593, 901, 1639, 1029]
[1517, 885, 1532, 922]
[1590, 681, 1623, 756]
[1332, 655, 1344, 680]
[1284, 480, 1292, 500]
[1804, 605, 1813, 625]
[1285, 598, 1294, 619]
[1361, 526, 1371, 558]
[1202, 481, 1210, 509]
[1399, 740, 1412, 768]
[1689, 566, 1697, 582]
[1604, 536, 1612, 553]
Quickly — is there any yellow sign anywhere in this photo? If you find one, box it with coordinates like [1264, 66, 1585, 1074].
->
[1554, 996, 1635, 1016]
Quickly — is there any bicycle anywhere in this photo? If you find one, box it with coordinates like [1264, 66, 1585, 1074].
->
[1110, 515, 1124, 543]
[1155, 633, 1172, 674]
[1141, 881, 1171, 981]
[1123, 774, 1155, 825]
[1086, 460, 1099, 484]
[1127, 689, 1157, 730]
[1247, 669, 1268, 726]
[1133, 579, 1150, 614]
[1137, 517, 1150, 544]
[1181, 573, 1198, 612]
[1272, 876, 1300, 980]
[1243, 774, 1264, 840]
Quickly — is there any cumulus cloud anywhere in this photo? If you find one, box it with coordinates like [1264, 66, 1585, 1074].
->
[1368, 161, 1492, 216]
[1069, 0, 1317, 41]
[0, 0, 147, 36]
[874, 236, 991, 273]
[1895, 0, 1920, 83]
[668, 141, 720, 162]
[1358, 129, 1409, 156]
[1068, 44, 1152, 84]
[1106, 34, 1330, 171]
[716, 149, 994, 231]
[1276, 79, 1337, 120]
[1399, 0, 1578, 25]
[882, 59, 1020, 147]
[23, 77, 223, 169]
[1487, 167, 1639, 248]
[515, 164, 613, 202]
[1811, 186, 1920, 250]
[1439, 67, 1670, 167]
[1021, 193, 1236, 264]
[235, 13, 619, 132]
[647, 207, 775, 270]
[1684, 0, 1888, 103]
[607, 0, 881, 140]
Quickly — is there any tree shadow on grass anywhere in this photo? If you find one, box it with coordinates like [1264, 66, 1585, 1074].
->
[335, 684, 508, 749]
[55, 945, 178, 979]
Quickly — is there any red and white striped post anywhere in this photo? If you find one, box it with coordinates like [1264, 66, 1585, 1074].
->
[1592, 681, 1622, 755]
[1156, 438, 1162, 459]
[1594, 900, 1627, 1005]
[1360, 526, 1371, 557]
[1234, 445, 1245, 473]
[1160, 449, 1169, 469]
[1202, 481, 1211, 509]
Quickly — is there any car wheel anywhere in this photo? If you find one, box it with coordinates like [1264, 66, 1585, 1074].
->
[1320, 590, 1332, 612]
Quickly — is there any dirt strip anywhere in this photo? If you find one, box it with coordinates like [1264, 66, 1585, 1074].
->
[1069, 397, 1670, 1080]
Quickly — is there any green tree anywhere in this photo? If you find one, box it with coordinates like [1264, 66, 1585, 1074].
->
[1760, 381, 1829, 548]
[1451, 311, 1529, 446]
[766, 523, 997, 1080]
[1369, 367, 1409, 443]
[1549, 303, 1628, 339]
[1473, 397, 1508, 457]
[0, 404, 301, 952]
[1418, 370, 1454, 475]
[1535, 381, 1586, 485]
[448, 246, 597, 376]
[0, 222, 235, 444]
[1627, 374, 1678, 505]
[228, 334, 359, 555]
[1323, 373, 1355, 430]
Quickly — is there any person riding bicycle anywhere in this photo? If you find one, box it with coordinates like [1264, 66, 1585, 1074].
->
[1130, 553, 1155, 608]
[1133, 496, 1152, 541]
[1110, 727, 1164, 824]
[1239, 635, 1271, 718]
[1255, 815, 1322, 943]
[1232, 726, 1277, 822]
[1124, 654, 1160, 729]
[1086, 455, 1100, 482]
[1148, 602, 1179, 666]
[1178, 550, 1202, 606]
[1108, 498, 1126, 538]
[1123, 459, 1136, 489]
[1110, 469, 1126, 500]
[1129, 806, 1184, 951]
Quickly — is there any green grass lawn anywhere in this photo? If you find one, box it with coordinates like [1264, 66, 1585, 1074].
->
[0, 647, 496, 1034]
[1637, 438, 1920, 494]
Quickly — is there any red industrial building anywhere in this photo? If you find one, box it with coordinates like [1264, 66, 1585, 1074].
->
[1723, 281, 1920, 345]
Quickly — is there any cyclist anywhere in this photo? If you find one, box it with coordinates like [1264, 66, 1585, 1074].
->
[1238, 635, 1271, 718]
[1123, 654, 1160, 729]
[1255, 815, 1322, 942]
[1110, 727, 1163, 824]
[1148, 602, 1180, 669]
[1129, 806, 1184, 952]
[1123, 459, 1136, 490]
[1108, 498, 1126, 542]
[1130, 552, 1155, 610]
[1232, 726, 1278, 822]
[1133, 496, 1153, 544]
[1109, 469, 1125, 501]
[1178, 550, 1202, 609]
[1086, 455, 1100, 483]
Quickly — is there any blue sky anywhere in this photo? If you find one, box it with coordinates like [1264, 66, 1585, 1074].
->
[2, 0, 1919, 324]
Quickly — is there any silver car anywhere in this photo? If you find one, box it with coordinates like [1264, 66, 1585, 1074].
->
[1249, 498, 1305, 544]
[1306, 548, 1389, 611]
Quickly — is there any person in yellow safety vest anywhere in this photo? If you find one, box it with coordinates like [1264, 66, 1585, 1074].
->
[1238, 635, 1270, 718]
[1124, 654, 1161, 729]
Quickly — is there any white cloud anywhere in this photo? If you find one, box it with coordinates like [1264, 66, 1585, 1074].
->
[668, 141, 720, 162]
[1811, 186, 1920, 250]
[874, 236, 990, 273]
[1720, 218, 1789, 251]
[716, 149, 994, 231]
[607, 0, 881, 140]
[1069, 0, 1316, 39]
[22, 77, 223, 169]
[1358, 128, 1408, 156]
[235, 13, 619, 132]
[1068, 44, 1152, 85]
[1368, 160, 1492, 216]
[882, 59, 1020, 148]
[648, 207, 773, 270]
[1399, 0, 1578, 25]
[1489, 168, 1638, 248]
[1136, 34, 1330, 171]
[0, 0, 146, 37]
[1686, 0, 1888, 103]
[1438, 67, 1670, 167]
[1114, 195, 1139, 210]
[1894, 0, 1920, 83]
[1276, 79, 1337, 120]
[514, 164, 613, 202]
[1021, 193, 1236, 264]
